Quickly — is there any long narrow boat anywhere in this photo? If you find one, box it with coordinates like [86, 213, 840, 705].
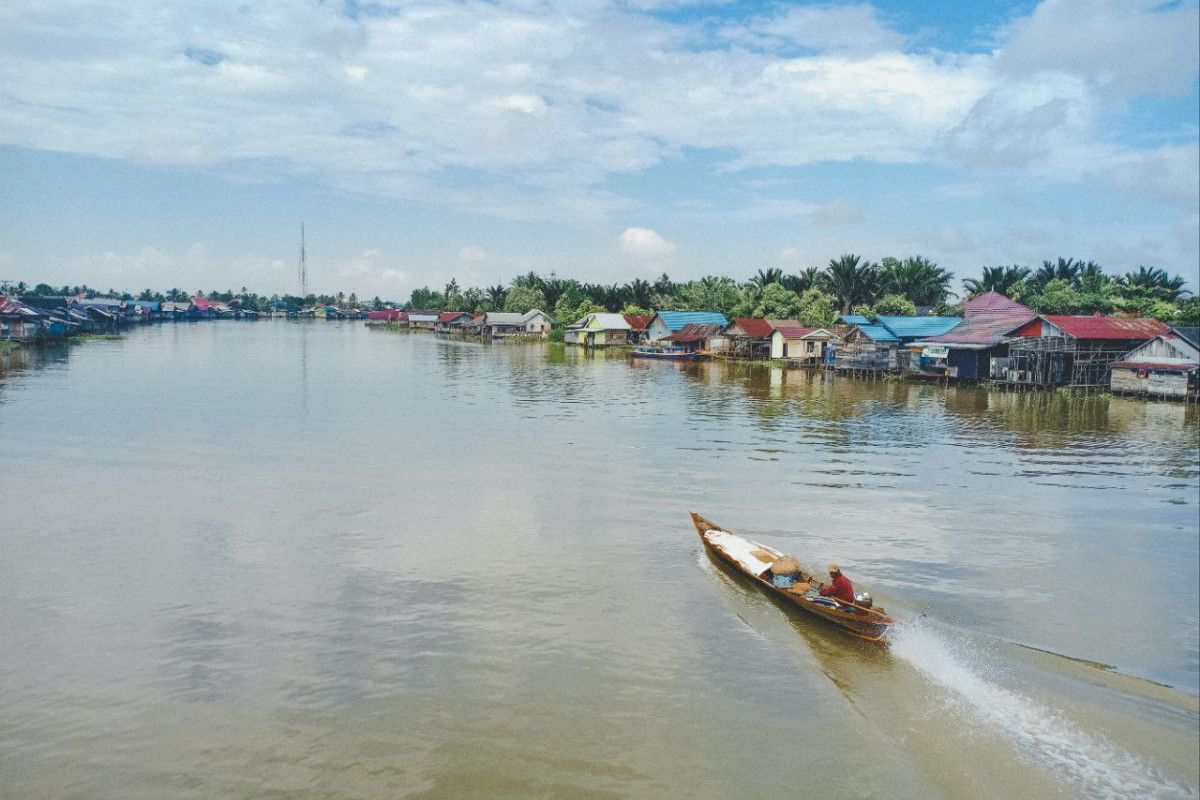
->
[628, 345, 697, 360]
[692, 511, 895, 643]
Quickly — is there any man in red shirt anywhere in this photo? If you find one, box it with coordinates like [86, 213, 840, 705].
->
[818, 563, 855, 603]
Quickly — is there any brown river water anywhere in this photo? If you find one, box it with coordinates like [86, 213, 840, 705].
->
[1, 321, 1197, 799]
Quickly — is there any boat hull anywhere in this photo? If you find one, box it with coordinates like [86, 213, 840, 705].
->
[629, 349, 697, 360]
[692, 511, 894, 643]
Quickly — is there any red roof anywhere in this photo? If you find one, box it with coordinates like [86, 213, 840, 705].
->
[1043, 316, 1169, 340]
[730, 317, 774, 338]
[624, 314, 652, 331]
[438, 311, 469, 322]
[191, 297, 227, 311]
[964, 291, 1029, 317]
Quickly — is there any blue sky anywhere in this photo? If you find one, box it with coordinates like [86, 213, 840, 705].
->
[0, 0, 1196, 300]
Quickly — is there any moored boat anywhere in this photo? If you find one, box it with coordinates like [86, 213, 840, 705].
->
[629, 344, 697, 360]
[692, 511, 895, 643]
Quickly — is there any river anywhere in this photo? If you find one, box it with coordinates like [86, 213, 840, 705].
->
[1, 321, 1197, 799]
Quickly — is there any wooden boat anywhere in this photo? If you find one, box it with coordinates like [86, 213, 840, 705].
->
[629, 345, 697, 360]
[692, 511, 895, 643]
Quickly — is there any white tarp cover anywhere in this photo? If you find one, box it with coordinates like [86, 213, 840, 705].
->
[703, 529, 778, 576]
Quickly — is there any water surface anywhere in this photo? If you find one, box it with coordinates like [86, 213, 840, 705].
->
[1, 322, 1197, 799]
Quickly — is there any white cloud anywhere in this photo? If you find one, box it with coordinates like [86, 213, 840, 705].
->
[458, 246, 488, 262]
[997, 0, 1200, 98]
[0, 0, 1194, 288]
[721, 5, 908, 55]
[619, 227, 675, 261]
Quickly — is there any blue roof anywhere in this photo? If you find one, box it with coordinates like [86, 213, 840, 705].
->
[875, 316, 962, 340]
[838, 314, 871, 325]
[654, 311, 729, 331]
[856, 323, 900, 342]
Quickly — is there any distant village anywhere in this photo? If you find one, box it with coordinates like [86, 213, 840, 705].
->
[3, 256, 1198, 401]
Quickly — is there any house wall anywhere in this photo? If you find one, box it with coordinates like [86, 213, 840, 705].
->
[948, 349, 981, 379]
[524, 313, 551, 334]
[647, 318, 673, 341]
[1111, 367, 1190, 397]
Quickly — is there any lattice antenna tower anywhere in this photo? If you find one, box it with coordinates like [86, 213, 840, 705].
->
[298, 223, 308, 298]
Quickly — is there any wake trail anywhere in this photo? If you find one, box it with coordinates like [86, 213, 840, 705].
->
[888, 620, 1194, 800]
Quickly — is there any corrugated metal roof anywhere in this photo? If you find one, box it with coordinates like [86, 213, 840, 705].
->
[0, 298, 45, 317]
[483, 312, 526, 325]
[875, 316, 963, 339]
[963, 291, 1029, 317]
[665, 322, 724, 342]
[914, 313, 1035, 349]
[624, 314, 652, 330]
[1169, 327, 1199, 348]
[653, 311, 729, 331]
[855, 323, 900, 343]
[1043, 316, 1169, 340]
[838, 314, 871, 325]
[730, 317, 774, 338]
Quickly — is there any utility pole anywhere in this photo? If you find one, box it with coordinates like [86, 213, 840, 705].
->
[299, 223, 308, 299]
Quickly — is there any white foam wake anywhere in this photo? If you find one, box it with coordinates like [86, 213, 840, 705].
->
[889, 620, 1194, 800]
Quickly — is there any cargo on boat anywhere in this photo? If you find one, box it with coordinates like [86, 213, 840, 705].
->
[692, 511, 895, 643]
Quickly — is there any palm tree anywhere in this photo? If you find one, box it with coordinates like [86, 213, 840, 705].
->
[1076, 261, 1108, 295]
[749, 267, 783, 290]
[510, 271, 544, 291]
[879, 256, 955, 307]
[781, 267, 821, 294]
[652, 273, 674, 298]
[821, 254, 880, 314]
[962, 265, 1032, 299]
[624, 278, 653, 308]
[1029, 258, 1081, 292]
[1118, 266, 1190, 302]
[542, 277, 575, 311]
[486, 285, 508, 308]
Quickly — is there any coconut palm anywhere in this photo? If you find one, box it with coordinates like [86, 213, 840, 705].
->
[1029, 258, 1081, 292]
[879, 256, 955, 307]
[749, 267, 783, 289]
[1118, 266, 1190, 302]
[822, 254, 880, 314]
[624, 278, 653, 309]
[781, 267, 822, 295]
[486, 285, 508, 308]
[961, 265, 1032, 299]
[1076, 261, 1109, 295]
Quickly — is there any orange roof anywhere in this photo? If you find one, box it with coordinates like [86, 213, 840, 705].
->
[624, 314, 652, 330]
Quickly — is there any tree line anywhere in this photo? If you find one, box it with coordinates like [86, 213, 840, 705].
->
[8, 255, 1196, 327]
[407, 255, 1197, 327]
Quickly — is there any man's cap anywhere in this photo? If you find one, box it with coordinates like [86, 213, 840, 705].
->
[828, 563, 840, 574]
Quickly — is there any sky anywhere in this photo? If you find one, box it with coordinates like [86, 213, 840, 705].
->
[0, 0, 1197, 301]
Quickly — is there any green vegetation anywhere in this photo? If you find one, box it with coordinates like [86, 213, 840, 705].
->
[8, 253, 1192, 330]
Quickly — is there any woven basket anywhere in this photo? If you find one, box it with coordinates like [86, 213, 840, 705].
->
[770, 556, 800, 575]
